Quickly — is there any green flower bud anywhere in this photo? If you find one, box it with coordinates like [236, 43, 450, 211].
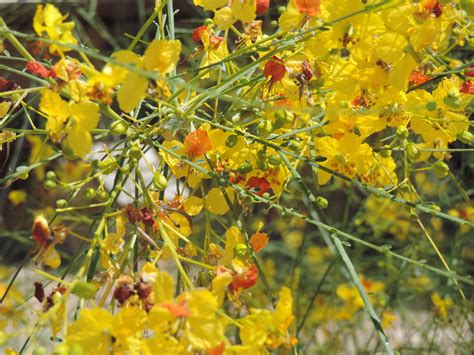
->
[204, 18, 214, 26]
[432, 161, 449, 179]
[44, 179, 57, 190]
[71, 281, 98, 299]
[256, 120, 273, 136]
[287, 140, 301, 151]
[278, 6, 286, 13]
[225, 134, 238, 148]
[268, 154, 281, 166]
[96, 190, 109, 202]
[56, 199, 68, 208]
[84, 187, 96, 201]
[110, 120, 128, 135]
[98, 158, 117, 175]
[46, 171, 57, 181]
[406, 142, 421, 161]
[257, 150, 266, 161]
[425, 101, 437, 111]
[256, 159, 268, 171]
[379, 146, 392, 158]
[396, 126, 409, 139]
[129, 142, 142, 159]
[153, 172, 168, 191]
[231, 113, 241, 123]
[234, 243, 251, 261]
[315, 196, 329, 209]
[238, 161, 253, 174]
[457, 130, 473, 145]
[270, 20, 278, 28]
[33, 347, 47, 355]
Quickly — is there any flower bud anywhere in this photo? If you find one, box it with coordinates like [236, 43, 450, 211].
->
[457, 130, 473, 144]
[268, 154, 281, 166]
[406, 143, 421, 161]
[71, 281, 98, 299]
[396, 126, 409, 139]
[129, 142, 142, 159]
[96, 190, 109, 202]
[234, 243, 251, 261]
[425, 101, 437, 111]
[46, 171, 57, 180]
[315, 196, 329, 209]
[256, 159, 268, 171]
[256, 120, 273, 136]
[44, 179, 57, 190]
[110, 120, 128, 135]
[98, 158, 117, 174]
[287, 140, 301, 151]
[225, 134, 238, 148]
[56, 199, 68, 208]
[153, 172, 168, 191]
[84, 187, 96, 201]
[379, 146, 391, 158]
[238, 161, 253, 174]
[433, 161, 449, 178]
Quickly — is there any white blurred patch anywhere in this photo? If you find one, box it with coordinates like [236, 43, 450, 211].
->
[89, 142, 188, 206]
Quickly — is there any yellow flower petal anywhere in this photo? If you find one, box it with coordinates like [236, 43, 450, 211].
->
[117, 72, 148, 112]
[206, 187, 234, 215]
[143, 39, 181, 74]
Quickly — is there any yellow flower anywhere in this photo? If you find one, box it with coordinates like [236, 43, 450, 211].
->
[67, 308, 115, 354]
[182, 289, 226, 350]
[206, 187, 235, 215]
[33, 4, 77, 54]
[315, 133, 373, 184]
[431, 292, 453, 321]
[39, 89, 99, 157]
[113, 39, 181, 112]
[67, 307, 147, 354]
[239, 287, 295, 350]
[7, 190, 27, 206]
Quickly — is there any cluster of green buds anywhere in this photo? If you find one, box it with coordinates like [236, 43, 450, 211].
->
[83, 187, 108, 202]
[43, 170, 58, 190]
